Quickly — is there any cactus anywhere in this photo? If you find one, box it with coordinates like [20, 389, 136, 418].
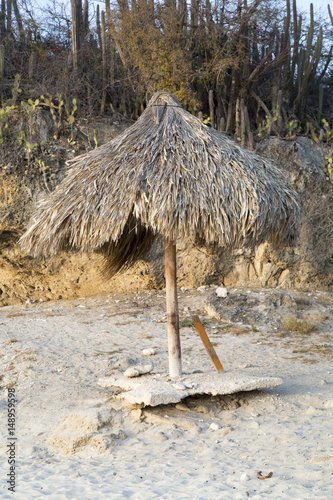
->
[0, 44, 4, 104]
[29, 52, 36, 80]
[208, 89, 214, 129]
[276, 89, 283, 136]
[100, 10, 107, 115]
[71, 0, 78, 70]
[83, 0, 89, 36]
[294, 26, 322, 114]
[0, 44, 4, 81]
[317, 85, 323, 125]
[240, 99, 246, 147]
[96, 5, 102, 49]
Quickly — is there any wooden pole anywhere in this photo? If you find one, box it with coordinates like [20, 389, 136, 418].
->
[164, 237, 182, 377]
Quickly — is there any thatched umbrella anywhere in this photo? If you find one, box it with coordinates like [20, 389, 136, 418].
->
[20, 91, 300, 378]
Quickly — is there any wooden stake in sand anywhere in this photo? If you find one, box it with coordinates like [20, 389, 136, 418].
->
[164, 237, 182, 377]
[191, 315, 224, 373]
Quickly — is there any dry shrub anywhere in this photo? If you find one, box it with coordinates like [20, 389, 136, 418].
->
[281, 317, 318, 334]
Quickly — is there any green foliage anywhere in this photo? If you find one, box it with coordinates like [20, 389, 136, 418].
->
[324, 155, 333, 187]
[321, 120, 333, 142]
[65, 98, 77, 140]
[0, 105, 14, 146]
[285, 119, 300, 138]
[7, 75, 22, 107]
[0, 78, 79, 174]
[179, 318, 194, 328]
[258, 114, 278, 139]
[179, 317, 212, 328]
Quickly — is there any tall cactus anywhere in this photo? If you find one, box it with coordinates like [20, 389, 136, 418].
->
[71, 0, 78, 70]
[100, 10, 107, 115]
[71, 0, 85, 70]
[96, 4, 102, 49]
[290, 0, 302, 90]
[294, 24, 322, 114]
[0, 44, 4, 103]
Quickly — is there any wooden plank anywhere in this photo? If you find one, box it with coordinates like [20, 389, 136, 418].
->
[191, 315, 224, 373]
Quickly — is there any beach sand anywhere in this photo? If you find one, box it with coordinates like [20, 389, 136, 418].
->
[1, 287, 333, 499]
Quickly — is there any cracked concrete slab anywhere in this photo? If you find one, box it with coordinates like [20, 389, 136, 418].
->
[98, 371, 283, 407]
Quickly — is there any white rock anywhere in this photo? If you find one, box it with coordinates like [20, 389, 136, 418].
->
[197, 285, 207, 292]
[142, 348, 156, 356]
[216, 287, 228, 298]
[172, 383, 187, 391]
[240, 473, 250, 481]
[139, 363, 154, 374]
[124, 367, 141, 378]
[209, 423, 221, 431]
[124, 363, 154, 378]
[184, 382, 197, 389]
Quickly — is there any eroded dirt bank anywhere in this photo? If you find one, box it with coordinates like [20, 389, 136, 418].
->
[1, 130, 333, 307]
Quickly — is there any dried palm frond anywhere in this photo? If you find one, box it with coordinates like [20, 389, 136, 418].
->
[20, 91, 300, 273]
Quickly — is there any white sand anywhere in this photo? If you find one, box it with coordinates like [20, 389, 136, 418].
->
[1, 288, 333, 499]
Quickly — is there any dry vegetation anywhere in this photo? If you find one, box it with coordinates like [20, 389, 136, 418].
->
[281, 316, 318, 334]
[0, 0, 332, 174]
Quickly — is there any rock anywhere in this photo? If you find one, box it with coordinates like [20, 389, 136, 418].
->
[240, 473, 250, 481]
[32, 109, 56, 144]
[124, 363, 154, 378]
[216, 286, 228, 298]
[175, 403, 190, 412]
[196, 405, 209, 414]
[264, 291, 296, 309]
[209, 422, 221, 431]
[172, 383, 187, 391]
[205, 292, 261, 324]
[142, 348, 156, 356]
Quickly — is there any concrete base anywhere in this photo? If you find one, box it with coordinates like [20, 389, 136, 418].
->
[98, 371, 282, 407]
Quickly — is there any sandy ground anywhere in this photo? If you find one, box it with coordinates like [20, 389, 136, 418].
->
[0, 286, 333, 499]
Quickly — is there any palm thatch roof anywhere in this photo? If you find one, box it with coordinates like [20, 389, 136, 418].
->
[20, 91, 300, 274]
